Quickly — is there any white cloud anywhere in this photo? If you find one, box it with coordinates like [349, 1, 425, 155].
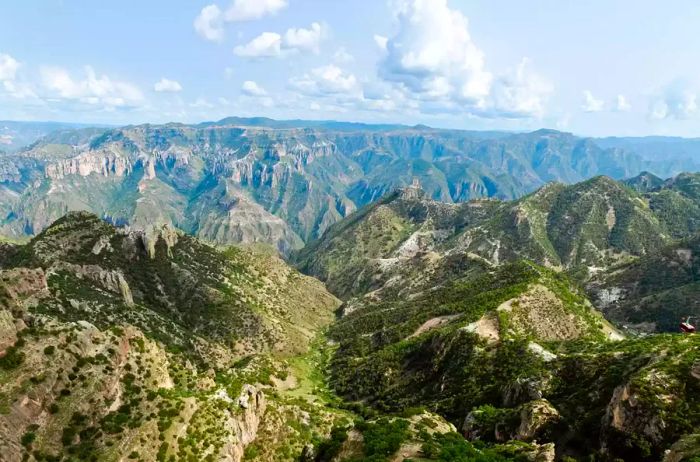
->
[225, 0, 287, 22]
[0, 54, 20, 81]
[154, 78, 183, 93]
[490, 58, 551, 118]
[234, 32, 282, 57]
[0, 53, 35, 99]
[615, 94, 631, 112]
[195, 0, 287, 43]
[380, 0, 492, 103]
[582, 90, 604, 112]
[649, 81, 697, 120]
[40, 65, 143, 108]
[375, 0, 549, 118]
[234, 23, 327, 58]
[194, 5, 225, 42]
[284, 22, 325, 55]
[290, 64, 359, 96]
[373, 35, 388, 51]
[241, 80, 267, 97]
[2, 80, 36, 99]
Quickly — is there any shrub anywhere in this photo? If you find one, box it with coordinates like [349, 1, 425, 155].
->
[21, 431, 36, 447]
[0, 345, 24, 370]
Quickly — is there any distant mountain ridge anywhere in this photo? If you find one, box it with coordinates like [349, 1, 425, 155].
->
[1, 117, 700, 252]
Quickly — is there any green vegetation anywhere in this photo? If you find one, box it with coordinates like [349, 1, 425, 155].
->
[355, 418, 410, 461]
[5, 167, 700, 462]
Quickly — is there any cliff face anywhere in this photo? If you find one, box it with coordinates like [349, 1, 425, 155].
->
[0, 122, 680, 254]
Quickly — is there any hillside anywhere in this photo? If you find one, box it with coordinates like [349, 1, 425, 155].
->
[0, 120, 693, 254]
[589, 234, 700, 332]
[0, 213, 346, 461]
[295, 175, 678, 299]
[4, 179, 700, 461]
[292, 178, 700, 461]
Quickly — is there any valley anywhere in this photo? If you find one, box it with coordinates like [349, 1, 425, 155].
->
[1, 121, 700, 461]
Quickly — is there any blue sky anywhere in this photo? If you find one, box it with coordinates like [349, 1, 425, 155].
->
[2, 0, 700, 136]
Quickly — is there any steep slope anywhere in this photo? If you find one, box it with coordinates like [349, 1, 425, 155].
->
[0, 213, 343, 462]
[624, 171, 665, 193]
[296, 176, 672, 298]
[0, 120, 683, 253]
[588, 234, 700, 332]
[294, 177, 700, 461]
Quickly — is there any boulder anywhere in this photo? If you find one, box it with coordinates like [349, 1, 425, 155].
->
[516, 399, 560, 441]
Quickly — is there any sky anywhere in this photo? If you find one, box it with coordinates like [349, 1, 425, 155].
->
[2, 0, 700, 136]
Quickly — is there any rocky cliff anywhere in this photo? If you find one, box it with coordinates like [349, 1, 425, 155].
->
[0, 120, 691, 254]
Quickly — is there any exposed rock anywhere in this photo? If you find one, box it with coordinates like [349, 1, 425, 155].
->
[462, 313, 500, 343]
[516, 399, 560, 441]
[663, 434, 700, 462]
[602, 380, 670, 452]
[410, 314, 463, 338]
[527, 342, 557, 362]
[502, 377, 550, 407]
[91, 235, 112, 255]
[140, 224, 180, 259]
[528, 442, 556, 462]
[221, 384, 267, 461]
[50, 262, 134, 306]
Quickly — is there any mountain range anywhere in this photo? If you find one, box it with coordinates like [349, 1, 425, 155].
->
[3, 119, 700, 461]
[2, 118, 700, 254]
[3, 174, 700, 461]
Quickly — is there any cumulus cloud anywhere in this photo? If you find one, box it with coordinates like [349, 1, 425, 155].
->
[225, 0, 287, 22]
[233, 32, 282, 58]
[582, 90, 604, 112]
[241, 80, 267, 96]
[194, 0, 287, 42]
[0, 53, 35, 99]
[234, 23, 327, 58]
[154, 78, 183, 93]
[380, 0, 492, 102]
[289, 64, 359, 96]
[40, 65, 143, 108]
[284, 22, 325, 54]
[649, 81, 697, 120]
[614, 94, 631, 112]
[194, 5, 225, 42]
[376, 0, 548, 118]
